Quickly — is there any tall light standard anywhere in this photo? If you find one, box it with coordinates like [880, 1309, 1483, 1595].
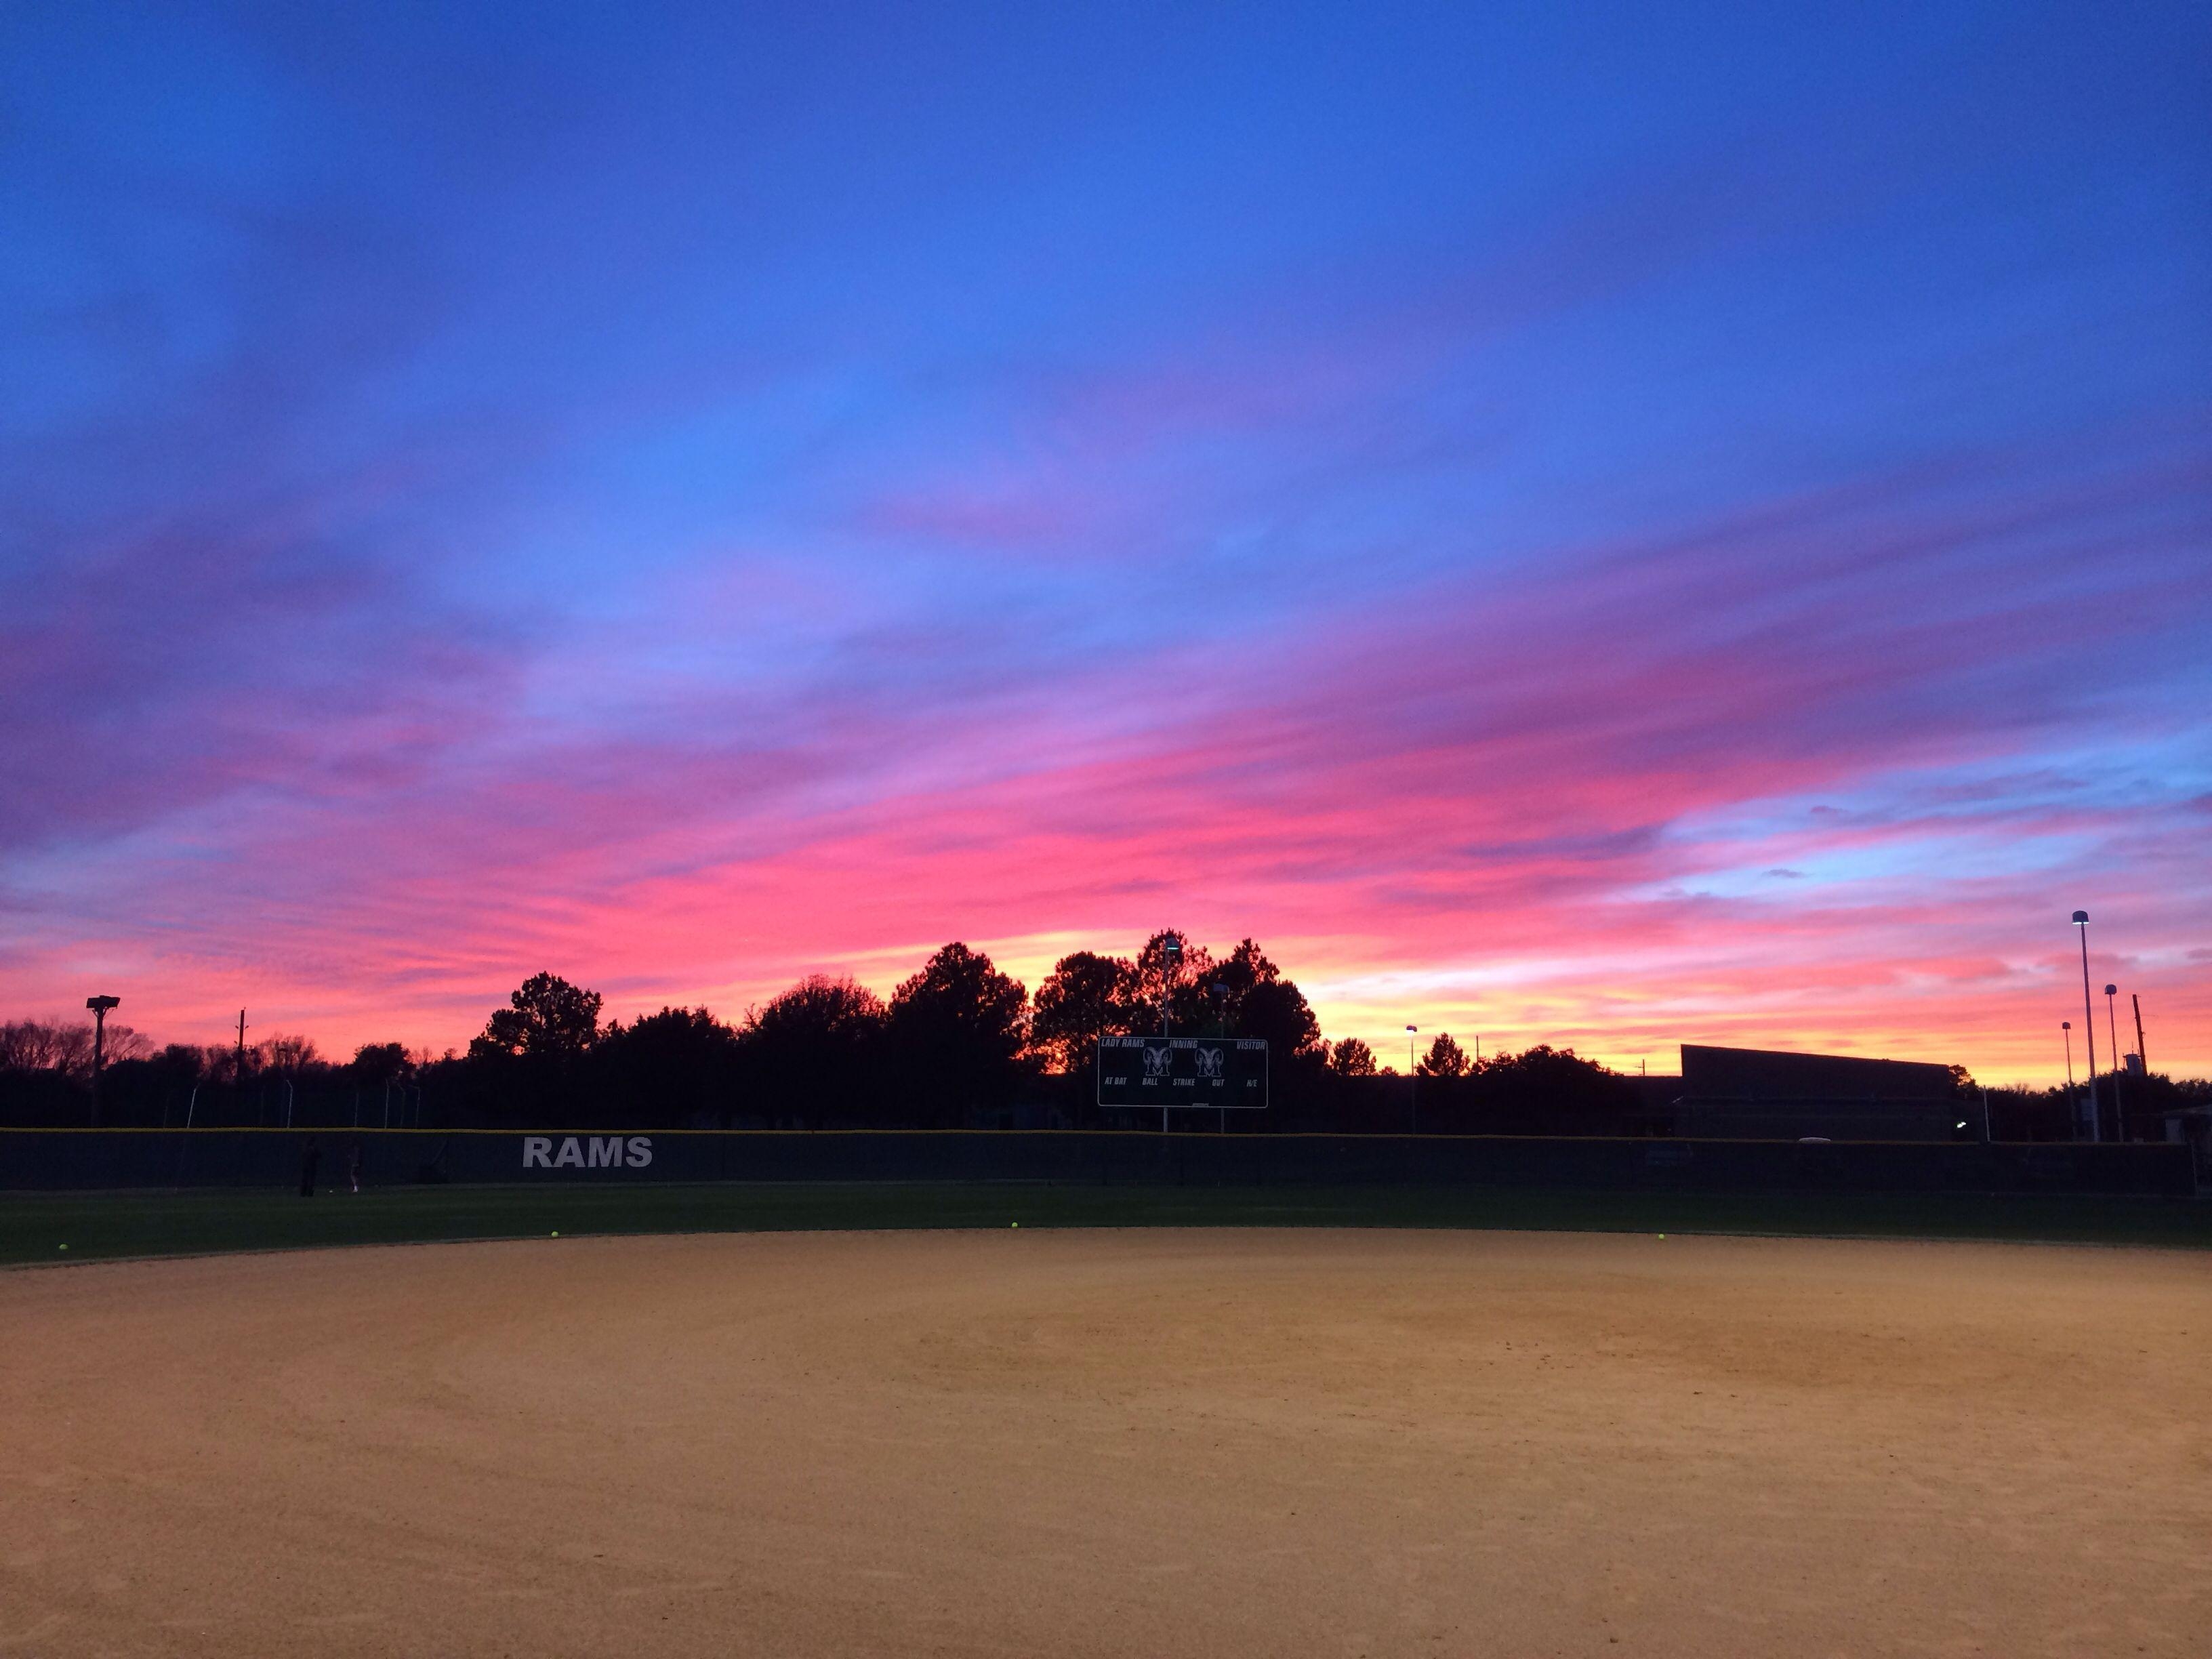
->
[85, 995, 120, 1128]
[1406, 1025, 1419, 1134]
[2104, 983, 2123, 1140]
[2072, 912, 2099, 1142]
[2061, 1021, 2074, 1094]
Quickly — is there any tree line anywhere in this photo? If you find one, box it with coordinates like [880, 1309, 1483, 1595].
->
[9, 933, 2198, 1136]
[0, 931, 1649, 1132]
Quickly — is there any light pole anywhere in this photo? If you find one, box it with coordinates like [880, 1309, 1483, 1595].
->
[2062, 1021, 2074, 1094]
[1406, 1025, 1419, 1134]
[2072, 912, 2099, 1142]
[2104, 983, 2122, 1139]
[85, 995, 121, 1127]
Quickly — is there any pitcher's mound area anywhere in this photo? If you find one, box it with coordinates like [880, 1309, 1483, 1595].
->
[4, 1227, 2206, 1656]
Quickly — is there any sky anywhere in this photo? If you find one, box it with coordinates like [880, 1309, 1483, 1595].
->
[3, 1, 2208, 1082]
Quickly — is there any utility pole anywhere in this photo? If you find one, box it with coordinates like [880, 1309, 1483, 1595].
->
[2132, 994, 2148, 1076]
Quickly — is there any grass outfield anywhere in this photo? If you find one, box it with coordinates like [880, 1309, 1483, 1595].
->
[4, 1179, 2209, 1263]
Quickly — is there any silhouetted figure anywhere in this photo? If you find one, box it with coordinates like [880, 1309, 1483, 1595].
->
[347, 1139, 363, 1195]
[299, 1137, 320, 1197]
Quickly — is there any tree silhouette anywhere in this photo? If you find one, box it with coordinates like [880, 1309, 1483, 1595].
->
[743, 975, 885, 1128]
[265, 1033, 320, 1073]
[1235, 978, 1323, 1059]
[594, 1006, 741, 1124]
[1418, 1033, 1471, 1078]
[749, 976, 884, 1046]
[1195, 939, 1322, 1059]
[1031, 951, 1135, 1073]
[1206, 938, 1279, 1002]
[887, 944, 1029, 1126]
[470, 972, 603, 1060]
[0, 1021, 83, 1074]
[1330, 1037, 1378, 1076]
[157, 1043, 209, 1080]
[350, 1042, 410, 1082]
[1458, 1044, 1635, 1132]
[0, 1019, 146, 1080]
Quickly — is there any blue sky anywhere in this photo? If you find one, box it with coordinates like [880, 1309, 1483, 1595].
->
[3, 1, 2207, 1074]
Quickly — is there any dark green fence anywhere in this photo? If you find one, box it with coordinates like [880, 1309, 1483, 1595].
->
[0, 1128, 2194, 1196]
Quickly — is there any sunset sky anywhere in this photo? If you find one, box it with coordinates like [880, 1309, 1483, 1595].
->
[5, 2, 2207, 1082]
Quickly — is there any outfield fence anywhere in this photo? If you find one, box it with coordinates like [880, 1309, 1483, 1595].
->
[0, 1128, 2194, 1195]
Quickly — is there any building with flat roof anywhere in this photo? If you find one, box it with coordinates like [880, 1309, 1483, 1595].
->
[1671, 1044, 1970, 1141]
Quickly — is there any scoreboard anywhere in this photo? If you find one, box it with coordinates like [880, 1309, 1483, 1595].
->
[1096, 1036, 1269, 1109]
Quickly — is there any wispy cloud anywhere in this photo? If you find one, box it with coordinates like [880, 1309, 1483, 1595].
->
[3, 2, 2206, 1077]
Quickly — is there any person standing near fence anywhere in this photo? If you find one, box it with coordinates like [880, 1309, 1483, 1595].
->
[347, 1139, 363, 1195]
[298, 1137, 321, 1198]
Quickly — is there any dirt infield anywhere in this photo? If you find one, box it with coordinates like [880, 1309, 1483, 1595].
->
[3, 1231, 2206, 1656]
